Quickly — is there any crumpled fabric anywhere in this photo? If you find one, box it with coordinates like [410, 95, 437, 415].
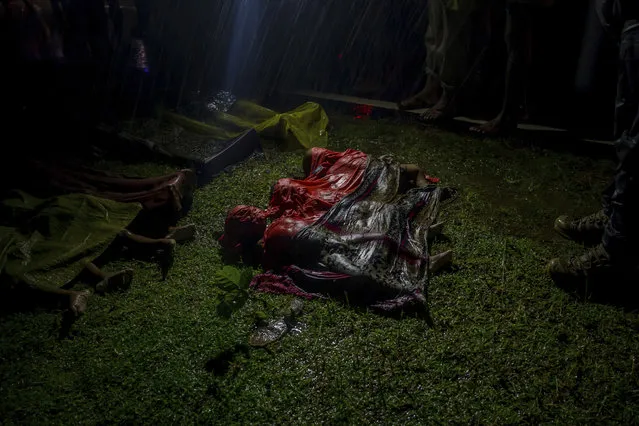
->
[24, 160, 194, 212]
[268, 147, 368, 221]
[0, 191, 141, 290]
[248, 151, 444, 313]
[164, 101, 329, 149]
[220, 148, 368, 260]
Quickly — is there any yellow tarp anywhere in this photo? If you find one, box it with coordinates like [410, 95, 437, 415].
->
[163, 101, 329, 149]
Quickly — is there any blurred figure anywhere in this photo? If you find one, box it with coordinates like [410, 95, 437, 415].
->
[548, 0, 639, 286]
[53, 0, 112, 62]
[399, 0, 491, 120]
[1, 0, 54, 61]
[470, 0, 555, 136]
[1, 0, 61, 130]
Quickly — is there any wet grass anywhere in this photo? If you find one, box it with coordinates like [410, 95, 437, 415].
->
[2, 114, 639, 424]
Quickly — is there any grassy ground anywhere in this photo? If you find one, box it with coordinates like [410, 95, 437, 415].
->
[2, 114, 639, 424]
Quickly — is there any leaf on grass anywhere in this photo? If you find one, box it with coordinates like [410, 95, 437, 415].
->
[213, 266, 255, 319]
[239, 268, 253, 290]
[214, 266, 242, 288]
[216, 301, 233, 319]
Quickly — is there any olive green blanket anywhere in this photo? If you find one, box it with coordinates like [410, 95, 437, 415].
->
[0, 191, 141, 290]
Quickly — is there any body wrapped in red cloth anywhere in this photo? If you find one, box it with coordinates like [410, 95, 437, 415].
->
[220, 148, 451, 313]
[221, 147, 367, 256]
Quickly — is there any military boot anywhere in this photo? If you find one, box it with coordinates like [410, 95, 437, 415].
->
[547, 244, 612, 286]
[554, 210, 609, 246]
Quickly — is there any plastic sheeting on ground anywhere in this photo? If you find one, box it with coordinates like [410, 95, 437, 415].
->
[163, 101, 329, 149]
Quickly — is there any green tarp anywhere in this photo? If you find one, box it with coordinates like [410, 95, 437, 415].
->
[0, 191, 141, 290]
[164, 101, 329, 149]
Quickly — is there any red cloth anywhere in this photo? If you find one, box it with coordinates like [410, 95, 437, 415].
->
[265, 147, 366, 230]
[267, 147, 367, 223]
[220, 148, 368, 255]
[219, 205, 268, 253]
[244, 149, 444, 313]
[261, 148, 367, 265]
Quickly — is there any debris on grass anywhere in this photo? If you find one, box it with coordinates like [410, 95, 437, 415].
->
[249, 299, 306, 347]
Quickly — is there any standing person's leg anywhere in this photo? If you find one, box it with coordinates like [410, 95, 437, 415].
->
[399, 0, 445, 110]
[86, 0, 111, 62]
[614, 26, 639, 140]
[549, 140, 639, 284]
[421, 2, 475, 121]
[603, 134, 639, 263]
[134, 0, 151, 36]
[552, 22, 637, 245]
[548, 27, 639, 283]
[471, 1, 532, 135]
[603, 26, 639, 261]
[423, 0, 448, 105]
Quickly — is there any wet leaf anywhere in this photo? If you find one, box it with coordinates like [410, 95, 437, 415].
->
[239, 268, 253, 290]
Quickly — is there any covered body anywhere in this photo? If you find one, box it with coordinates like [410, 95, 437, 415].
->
[0, 191, 141, 290]
[222, 148, 445, 313]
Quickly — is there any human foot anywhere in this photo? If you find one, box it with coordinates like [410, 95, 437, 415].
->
[399, 92, 440, 110]
[415, 172, 430, 187]
[398, 77, 441, 110]
[430, 250, 453, 273]
[428, 222, 444, 241]
[158, 239, 176, 280]
[95, 269, 134, 294]
[180, 169, 196, 200]
[169, 169, 196, 213]
[69, 290, 90, 316]
[419, 89, 456, 122]
[469, 115, 518, 136]
[166, 224, 196, 243]
[546, 244, 612, 291]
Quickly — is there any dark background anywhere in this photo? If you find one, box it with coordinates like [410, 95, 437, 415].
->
[2, 0, 621, 140]
[144, 0, 618, 138]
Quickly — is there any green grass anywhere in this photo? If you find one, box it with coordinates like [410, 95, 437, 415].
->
[2, 115, 639, 424]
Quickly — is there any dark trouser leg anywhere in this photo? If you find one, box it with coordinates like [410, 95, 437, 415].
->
[614, 27, 639, 140]
[470, 2, 532, 134]
[135, 0, 151, 36]
[422, 0, 446, 101]
[602, 28, 639, 262]
[500, 2, 532, 122]
[602, 133, 639, 260]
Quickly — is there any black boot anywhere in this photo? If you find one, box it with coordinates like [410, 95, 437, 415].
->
[554, 210, 609, 246]
[547, 244, 612, 288]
